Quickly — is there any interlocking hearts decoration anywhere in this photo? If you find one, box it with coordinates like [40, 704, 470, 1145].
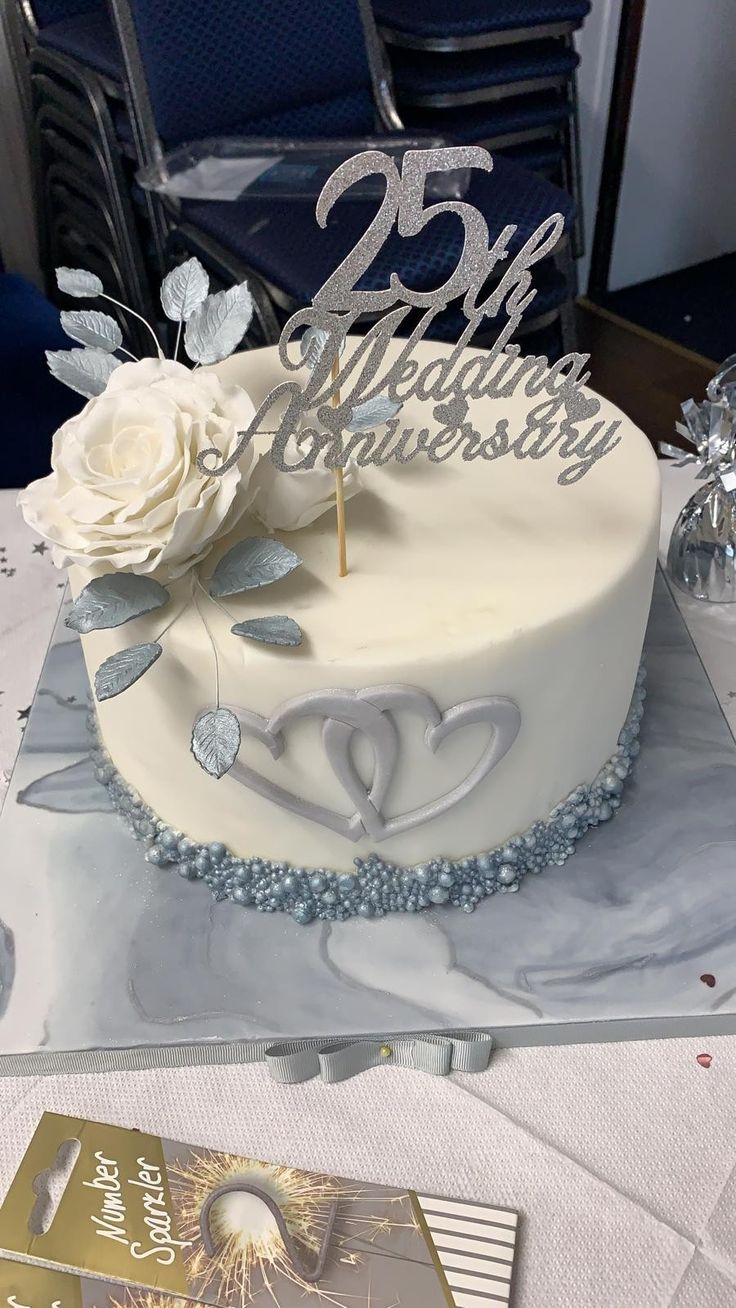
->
[227, 684, 521, 843]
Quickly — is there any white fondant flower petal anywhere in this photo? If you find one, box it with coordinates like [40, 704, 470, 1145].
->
[250, 435, 362, 533]
[18, 358, 256, 579]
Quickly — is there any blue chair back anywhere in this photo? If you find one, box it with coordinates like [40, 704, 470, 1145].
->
[120, 0, 378, 147]
[32, 0, 99, 28]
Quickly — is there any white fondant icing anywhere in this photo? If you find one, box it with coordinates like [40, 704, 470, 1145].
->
[71, 339, 661, 873]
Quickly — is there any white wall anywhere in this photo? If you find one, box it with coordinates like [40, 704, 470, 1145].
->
[574, 0, 623, 291]
[609, 0, 736, 291]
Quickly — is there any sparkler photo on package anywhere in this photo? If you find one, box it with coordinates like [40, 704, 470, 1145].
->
[0, 1113, 518, 1308]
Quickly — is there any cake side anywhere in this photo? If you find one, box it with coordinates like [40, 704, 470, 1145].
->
[73, 339, 661, 875]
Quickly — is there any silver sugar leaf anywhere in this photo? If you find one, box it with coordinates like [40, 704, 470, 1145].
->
[191, 707, 241, 778]
[94, 642, 162, 701]
[160, 257, 210, 322]
[300, 326, 329, 370]
[56, 267, 104, 298]
[300, 326, 344, 371]
[183, 282, 253, 364]
[230, 615, 303, 646]
[209, 537, 302, 597]
[66, 574, 170, 634]
[60, 309, 123, 353]
[46, 347, 122, 398]
[347, 394, 402, 431]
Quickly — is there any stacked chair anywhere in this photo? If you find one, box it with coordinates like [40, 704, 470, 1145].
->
[11, 0, 585, 360]
[11, 0, 160, 350]
[373, 0, 589, 255]
[106, 0, 578, 358]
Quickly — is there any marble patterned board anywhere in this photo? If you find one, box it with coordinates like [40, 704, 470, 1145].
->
[0, 570, 735, 1074]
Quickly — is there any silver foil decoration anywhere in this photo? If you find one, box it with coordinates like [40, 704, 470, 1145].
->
[661, 356, 736, 602]
[667, 481, 736, 603]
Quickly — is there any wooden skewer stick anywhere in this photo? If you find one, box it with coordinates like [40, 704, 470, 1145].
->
[331, 355, 348, 577]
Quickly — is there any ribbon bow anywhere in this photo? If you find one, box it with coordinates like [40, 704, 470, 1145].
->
[250, 1030, 494, 1084]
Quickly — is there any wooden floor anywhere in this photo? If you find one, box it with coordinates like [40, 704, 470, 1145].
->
[575, 298, 716, 452]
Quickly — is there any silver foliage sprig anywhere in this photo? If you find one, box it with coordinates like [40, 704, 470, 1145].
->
[49, 257, 254, 397]
[190, 538, 303, 779]
[75, 538, 302, 731]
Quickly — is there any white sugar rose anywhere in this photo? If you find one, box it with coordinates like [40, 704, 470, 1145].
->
[250, 433, 362, 532]
[18, 359, 256, 579]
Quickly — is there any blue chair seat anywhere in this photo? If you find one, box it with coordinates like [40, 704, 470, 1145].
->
[500, 137, 565, 173]
[425, 261, 569, 342]
[111, 91, 377, 154]
[403, 90, 572, 144]
[180, 153, 575, 306]
[375, 0, 590, 42]
[0, 274, 83, 488]
[391, 40, 579, 105]
[163, 90, 378, 150]
[38, 10, 123, 82]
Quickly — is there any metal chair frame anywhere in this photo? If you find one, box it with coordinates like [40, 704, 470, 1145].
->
[45, 157, 130, 252]
[23, 30, 154, 303]
[50, 212, 130, 299]
[33, 36, 168, 268]
[399, 71, 570, 110]
[14, 0, 168, 317]
[44, 180, 136, 335]
[33, 90, 149, 301]
[378, 18, 581, 53]
[18, 0, 124, 100]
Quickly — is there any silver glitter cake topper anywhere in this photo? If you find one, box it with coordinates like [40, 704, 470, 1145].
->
[196, 146, 622, 501]
[44, 147, 623, 585]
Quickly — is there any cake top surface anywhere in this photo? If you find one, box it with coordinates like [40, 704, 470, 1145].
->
[203, 337, 660, 668]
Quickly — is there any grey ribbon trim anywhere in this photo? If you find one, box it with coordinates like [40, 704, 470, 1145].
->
[0, 1030, 493, 1080]
[262, 1030, 493, 1084]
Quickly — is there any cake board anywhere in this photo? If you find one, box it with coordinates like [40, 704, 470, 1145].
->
[0, 568, 734, 1075]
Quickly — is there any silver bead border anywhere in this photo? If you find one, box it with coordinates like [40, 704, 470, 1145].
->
[87, 665, 646, 925]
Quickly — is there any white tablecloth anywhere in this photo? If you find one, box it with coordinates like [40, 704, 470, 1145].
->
[1, 468, 736, 1308]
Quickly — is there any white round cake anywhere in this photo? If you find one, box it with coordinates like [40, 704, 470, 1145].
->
[72, 338, 660, 919]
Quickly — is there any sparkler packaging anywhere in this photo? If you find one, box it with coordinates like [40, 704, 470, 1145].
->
[0, 1252, 155, 1308]
[0, 1114, 518, 1308]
